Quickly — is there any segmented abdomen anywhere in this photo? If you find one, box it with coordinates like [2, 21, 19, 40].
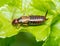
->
[28, 16, 46, 25]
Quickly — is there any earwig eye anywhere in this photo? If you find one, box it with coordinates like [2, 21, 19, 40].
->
[12, 19, 18, 25]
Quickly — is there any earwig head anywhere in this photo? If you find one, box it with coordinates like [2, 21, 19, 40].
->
[12, 19, 19, 26]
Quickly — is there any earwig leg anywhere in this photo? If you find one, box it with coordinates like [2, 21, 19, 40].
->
[17, 24, 21, 28]
[15, 24, 21, 29]
[11, 8, 16, 20]
[46, 18, 48, 20]
[23, 24, 28, 26]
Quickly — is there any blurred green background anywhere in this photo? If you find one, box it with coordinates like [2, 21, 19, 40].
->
[0, 0, 60, 46]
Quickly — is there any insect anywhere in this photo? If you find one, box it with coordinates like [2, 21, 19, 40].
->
[12, 11, 48, 26]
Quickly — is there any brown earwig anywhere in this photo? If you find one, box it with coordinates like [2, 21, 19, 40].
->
[12, 11, 48, 26]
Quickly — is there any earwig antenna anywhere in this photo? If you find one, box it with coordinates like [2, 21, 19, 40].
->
[11, 8, 16, 20]
[23, 12, 26, 16]
[45, 10, 48, 17]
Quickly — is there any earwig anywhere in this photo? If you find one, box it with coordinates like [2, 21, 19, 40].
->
[12, 11, 48, 26]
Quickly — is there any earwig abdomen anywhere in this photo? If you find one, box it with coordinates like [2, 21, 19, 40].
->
[18, 16, 47, 26]
[28, 16, 46, 25]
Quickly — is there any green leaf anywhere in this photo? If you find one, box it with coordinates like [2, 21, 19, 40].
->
[43, 14, 60, 46]
[0, 0, 8, 7]
[0, 0, 53, 41]
[0, 14, 19, 38]
[18, 0, 54, 41]
[0, 0, 60, 46]
[31, 0, 56, 14]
